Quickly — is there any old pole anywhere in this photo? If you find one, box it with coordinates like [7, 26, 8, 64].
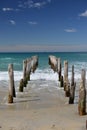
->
[57, 58, 64, 87]
[26, 58, 31, 81]
[60, 75, 64, 87]
[78, 69, 86, 116]
[23, 60, 27, 87]
[19, 79, 24, 92]
[69, 65, 76, 104]
[64, 61, 68, 91]
[23, 60, 27, 79]
[64, 61, 70, 97]
[86, 120, 87, 130]
[8, 64, 16, 103]
[57, 58, 61, 81]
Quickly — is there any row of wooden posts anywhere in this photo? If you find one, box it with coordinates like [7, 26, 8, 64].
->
[8, 55, 38, 104]
[8, 54, 86, 116]
[49, 55, 86, 116]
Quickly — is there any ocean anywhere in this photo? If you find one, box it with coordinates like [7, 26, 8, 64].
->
[0, 52, 87, 89]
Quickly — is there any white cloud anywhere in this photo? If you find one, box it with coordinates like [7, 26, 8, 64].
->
[18, 0, 51, 9]
[2, 7, 20, 12]
[26, 0, 34, 8]
[28, 21, 38, 25]
[2, 0, 52, 12]
[10, 20, 16, 25]
[47, 0, 51, 3]
[2, 8, 13, 11]
[64, 28, 77, 33]
[79, 10, 87, 17]
[34, 2, 46, 8]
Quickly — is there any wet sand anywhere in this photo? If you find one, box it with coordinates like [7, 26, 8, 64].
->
[0, 80, 87, 130]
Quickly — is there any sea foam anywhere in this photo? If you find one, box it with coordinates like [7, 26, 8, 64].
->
[0, 67, 82, 82]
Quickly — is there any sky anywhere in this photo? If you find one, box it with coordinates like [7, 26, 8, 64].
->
[0, 0, 87, 52]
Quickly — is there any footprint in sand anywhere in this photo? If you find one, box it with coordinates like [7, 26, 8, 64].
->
[51, 124, 56, 129]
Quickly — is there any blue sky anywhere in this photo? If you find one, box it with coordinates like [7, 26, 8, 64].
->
[0, 0, 87, 52]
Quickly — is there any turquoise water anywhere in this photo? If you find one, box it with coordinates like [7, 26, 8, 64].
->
[0, 52, 87, 81]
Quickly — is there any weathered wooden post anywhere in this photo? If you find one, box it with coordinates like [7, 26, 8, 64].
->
[86, 120, 87, 130]
[64, 61, 70, 97]
[57, 58, 61, 81]
[78, 69, 86, 116]
[48, 55, 57, 72]
[19, 79, 24, 92]
[26, 58, 31, 81]
[31, 56, 38, 73]
[57, 58, 63, 87]
[8, 64, 16, 103]
[69, 65, 76, 104]
[23, 60, 27, 79]
[64, 61, 68, 90]
[23, 60, 27, 87]
[60, 75, 64, 87]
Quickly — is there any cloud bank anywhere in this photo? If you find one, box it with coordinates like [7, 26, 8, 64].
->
[18, 0, 51, 9]
[0, 44, 87, 52]
[28, 21, 38, 25]
[64, 28, 77, 33]
[79, 10, 87, 17]
[2, 7, 19, 12]
[10, 20, 16, 25]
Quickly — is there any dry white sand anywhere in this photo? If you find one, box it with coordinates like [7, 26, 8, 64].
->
[0, 80, 87, 130]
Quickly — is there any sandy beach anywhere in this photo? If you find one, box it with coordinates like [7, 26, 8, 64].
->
[0, 80, 87, 130]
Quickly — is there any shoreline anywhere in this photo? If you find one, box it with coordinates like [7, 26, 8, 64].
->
[0, 80, 87, 130]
